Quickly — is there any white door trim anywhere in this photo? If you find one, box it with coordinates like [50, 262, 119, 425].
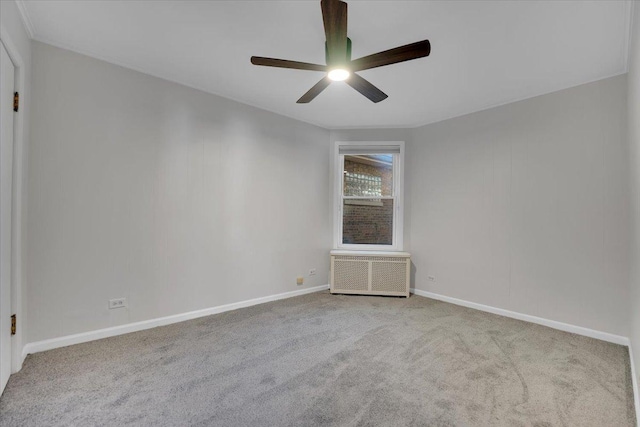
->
[0, 38, 15, 394]
[0, 24, 27, 374]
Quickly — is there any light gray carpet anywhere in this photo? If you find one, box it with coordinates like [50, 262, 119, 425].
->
[0, 291, 636, 426]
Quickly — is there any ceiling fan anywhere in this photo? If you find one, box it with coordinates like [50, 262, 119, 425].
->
[250, 0, 431, 104]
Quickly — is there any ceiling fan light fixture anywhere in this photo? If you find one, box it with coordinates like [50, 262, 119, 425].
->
[328, 68, 350, 81]
[251, 0, 430, 103]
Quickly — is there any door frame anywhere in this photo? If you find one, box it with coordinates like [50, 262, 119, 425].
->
[0, 24, 27, 374]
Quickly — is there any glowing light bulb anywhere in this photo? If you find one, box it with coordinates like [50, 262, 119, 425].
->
[328, 69, 350, 81]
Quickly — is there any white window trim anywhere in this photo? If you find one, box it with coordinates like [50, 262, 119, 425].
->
[333, 141, 405, 251]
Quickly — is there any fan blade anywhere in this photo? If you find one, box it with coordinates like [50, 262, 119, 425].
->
[297, 77, 332, 103]
[321, 0, 348, 65]
[251, 57, 327, 72]
[350, 40, 431, 72]
[346, 73, 388, 103]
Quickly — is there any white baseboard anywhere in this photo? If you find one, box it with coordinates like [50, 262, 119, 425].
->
[411, 288, 629, 346]
[22, 284, 329, 358]
[629, 343, 640, 427]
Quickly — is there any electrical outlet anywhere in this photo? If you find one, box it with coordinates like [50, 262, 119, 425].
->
[109, 298, 127, 309]
[296, 277, 304, 285]
[427, 276, 436, 282]
[309, 268, 317, 276]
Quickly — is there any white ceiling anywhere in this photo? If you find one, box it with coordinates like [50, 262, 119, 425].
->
[18, 0, 633, 129]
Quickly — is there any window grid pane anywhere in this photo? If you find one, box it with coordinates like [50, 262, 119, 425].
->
[344, 172, 382, 197]
[342, 155, 393, 197]
[342, 199, 394, 245]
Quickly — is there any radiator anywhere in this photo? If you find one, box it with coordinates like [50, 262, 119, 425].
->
[330, 250, 411, 297]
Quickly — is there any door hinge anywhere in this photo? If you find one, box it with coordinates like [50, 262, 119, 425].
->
[13, 92, 19, 112]
[10, 314, 16, 336]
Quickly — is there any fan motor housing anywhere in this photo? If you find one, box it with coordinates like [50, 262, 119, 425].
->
[326, 37, 352, 66]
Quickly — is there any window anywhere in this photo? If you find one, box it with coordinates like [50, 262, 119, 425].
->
[334, 141, 404, 251]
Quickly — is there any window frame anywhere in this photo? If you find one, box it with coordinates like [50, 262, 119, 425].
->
[333, 141, 405, 251]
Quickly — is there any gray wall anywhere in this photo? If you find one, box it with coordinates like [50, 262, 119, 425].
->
[409, 75, 629, 336]
[24, 37, 635, 347]
[1, 0, 32, 366]
[27, 42, 331, 343]
[628, 3, 640, 380]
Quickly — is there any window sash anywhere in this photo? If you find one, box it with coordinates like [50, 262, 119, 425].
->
[338, 151, 399, 249]
[343, 196, 394, 200]
[334, 141, 404, 252]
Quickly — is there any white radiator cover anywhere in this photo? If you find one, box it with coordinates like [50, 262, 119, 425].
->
[330, 250, 411, 297]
